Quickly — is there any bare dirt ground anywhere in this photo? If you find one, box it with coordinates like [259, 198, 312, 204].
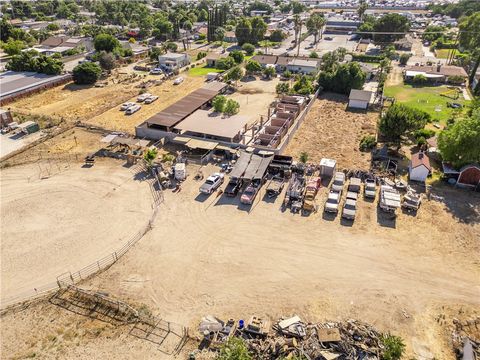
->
[386, 64, 404, 86]
[285, 93, 378, 169]
[230, 77, 280, 126]
[1, 160, 478, 359]
[0, 157, 152, 305]
[7, 72, 206, 134]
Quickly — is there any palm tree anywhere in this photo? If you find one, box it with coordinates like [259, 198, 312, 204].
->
[358, 0, 368, 22]
[306, 13, 326, 44]
[293, 14, 302, 47]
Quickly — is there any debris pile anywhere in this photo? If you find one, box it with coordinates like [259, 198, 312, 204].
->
[199, 315, 386, 359]
[451, 317, 480, 359]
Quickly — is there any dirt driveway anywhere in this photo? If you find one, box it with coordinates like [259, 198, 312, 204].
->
[285, 93, 378, 170]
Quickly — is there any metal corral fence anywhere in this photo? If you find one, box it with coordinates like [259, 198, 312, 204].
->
[0, 191, 161, 312]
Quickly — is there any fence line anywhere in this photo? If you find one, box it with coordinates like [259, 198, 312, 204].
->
[0, 167, 162, 312]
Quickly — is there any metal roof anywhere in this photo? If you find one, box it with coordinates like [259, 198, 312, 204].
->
[349, 89, 372, 102]
[146, 82, 227, 128]
[0, 71, 70, 98]
[230, 152, 252, 178]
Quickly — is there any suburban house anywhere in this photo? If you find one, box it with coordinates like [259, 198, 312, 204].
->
[120, 41, 149, 57]
[251, 55, 278, 67]
[40, 36, 93, 53]
[404, 64, 468, 84]
[393, 38, 413, 51]
[276, 57, 320, 74]
[224, 31, 237, 43]
[348, 89, 372, 110]
[205, 52, 228, 67]
[409, 152, 431, 182]
[325, 18, 361, 34]
[158, 52, 190, 71]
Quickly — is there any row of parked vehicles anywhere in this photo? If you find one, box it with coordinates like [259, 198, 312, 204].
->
[119, 93, 159, 115]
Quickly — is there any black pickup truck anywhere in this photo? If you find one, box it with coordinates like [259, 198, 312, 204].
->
[225, 177, 243, 197]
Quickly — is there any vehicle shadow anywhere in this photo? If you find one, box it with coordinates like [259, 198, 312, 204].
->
[194, 193, 210, 203]
[322, 211, 337, 221]
[376, 207, 397, 228]
[340, 217, 354, 227]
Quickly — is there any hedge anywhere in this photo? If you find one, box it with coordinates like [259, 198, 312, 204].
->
[350, 53, 384, 63]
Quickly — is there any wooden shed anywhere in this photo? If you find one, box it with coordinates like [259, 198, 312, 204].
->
[457, 164, 480, 190]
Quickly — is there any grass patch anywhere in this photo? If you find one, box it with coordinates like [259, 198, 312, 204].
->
[188, 64, 223, 77]
[384, 83, 470, 124]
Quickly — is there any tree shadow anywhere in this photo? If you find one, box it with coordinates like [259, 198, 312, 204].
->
[376, 207, 397, 228]
[62, 83, 94, 91]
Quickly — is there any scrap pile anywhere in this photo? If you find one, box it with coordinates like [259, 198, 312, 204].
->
[451, 317, 480, 359]
[199, 315, 385, 359]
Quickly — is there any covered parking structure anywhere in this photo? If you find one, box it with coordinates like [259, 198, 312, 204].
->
[229, 151, 273, 181]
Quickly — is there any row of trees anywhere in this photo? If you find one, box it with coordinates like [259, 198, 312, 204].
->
[6, 49, 63, 75]
[358, 14, 410, 42]
[235, 17, 267, 45]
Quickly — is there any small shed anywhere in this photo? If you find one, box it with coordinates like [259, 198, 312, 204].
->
[319, 158, 336, 177]
[348, 89, 372, 109]
[409, 152, 431, 182]
[18, 121, 40, 134]
[0, 109, 14, 128]
[457, 164, 480, 190]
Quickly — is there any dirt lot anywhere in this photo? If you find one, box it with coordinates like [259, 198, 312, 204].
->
[1, 159, 478, 359]
[0, 157, 152, 305]
[229, 77, 280, 126]
[7, 72, 206, 134]
[285, 93, 378, 170]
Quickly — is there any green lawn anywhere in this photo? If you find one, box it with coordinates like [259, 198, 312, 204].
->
[384, 83, 470, 124]
[188, 64, 223, 77]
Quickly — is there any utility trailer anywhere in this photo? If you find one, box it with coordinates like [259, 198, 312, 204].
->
[379, 185, 401, 213]
[283, 173, 306, 213]
[266, 176, 285, 198]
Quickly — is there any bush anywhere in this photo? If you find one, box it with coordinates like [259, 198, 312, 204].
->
[216, 56, 236, 70]
[399, 53, 411, 65]
[412, 74, 428, 84]
[417, 136, 427, 146]
[379, 104, 431, 141]
[165, 42, 177, 52]
[218, 337, 252, 360]
[414, 128, 435, 140]
[318, 62, 366, 95]
[224, 99, 240, 115]
[276, 82, 290, 95]
[229, 50, 244, 64]
[293, 75, 314, 95]
[196, 51, 207, 60]
[359, 135, 377, 151]
[283, 70, 292, 79]
[72, 62, 102, 85]
[381, 334, 405, 360]
[299, 152, 309, 163]
[242, 43, 255, 55]
[212, 95, 227, 112]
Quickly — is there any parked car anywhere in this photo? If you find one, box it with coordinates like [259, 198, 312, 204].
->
[240, 181, 261, 205]
[331, 172, 346, 193]
[144, 95, 159, 104]
[324, 36, 333, 41]
[137, 93, 152, 102]
[324, 191, 341, 213]
[342, 193, 357, 220]
[348, 177, 361, 193]
[225, 177, 243, 197]
[199, 173, 225, 194]
[364, 178, 377, 199]
[150, 68, 163, 75]
[173, 77, 184, 85]
[125, 104, 141, 115]
[120, 102, 135, 111]
[303, 177, 321, 212]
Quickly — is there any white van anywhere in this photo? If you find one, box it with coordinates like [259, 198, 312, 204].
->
[174, 163, 186, 181]
[125, 104, 141, 115]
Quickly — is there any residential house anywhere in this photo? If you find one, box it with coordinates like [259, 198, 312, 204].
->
[205, 52, 228, 67]
[404, 64, 468, 84]
[40, 36, 93, 53]
[251, 55, 278, 67]
[158, 52, 190, 71]
[120, 41, 149, 57]
[348, 89, 372, 109]
[276, 57, 320, 74]
[325, 18, 361, 34]
[394, 37, 413, 51]
[224, 31, 237, 43]
[409, 152, 431, 182]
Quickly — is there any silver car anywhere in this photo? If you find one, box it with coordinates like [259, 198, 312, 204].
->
[199, 173, 224, 194]
[331, 172, 346, 193]
[364, 179, 376, 199]
[342, 198, 357, 220]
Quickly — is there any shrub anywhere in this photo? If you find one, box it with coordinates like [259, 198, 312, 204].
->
[72, 62, 101, 85]
[229, 50, 244, 64]
[276, 82, 290, 95]
[212, 95, 227, 112]
[399, 53, 411, 65]
[381, 334, 405, 360]
[216, 56, 236, 70]
[218, 337, 252, 360]
[196, 51, 207, 60]
[412, 74, 428, 84]
[359, 135, 377, 151]
[144, 148, 158, 165]
[283, 70, 292, 79]
[299, 152, 309, 163]
[242, 43, 255, 55]
[224, 99, 240, 115]
[417, 136, 427, 146]
[413, 128, 435, 140]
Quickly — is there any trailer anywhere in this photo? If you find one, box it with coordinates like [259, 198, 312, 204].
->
[402, 188, 422, 212]
[379, 185, 401, 213]
[266, 176, 285, 198]
[283, 173, 306, 212]
[302, 177, 321, 213]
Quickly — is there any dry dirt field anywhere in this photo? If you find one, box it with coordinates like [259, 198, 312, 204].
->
[7, 73, 206, 134]
[229, 77, 280, 126]
[286, 93, 378, 170]
[0, 157, 152, 305]
[1, 160, 479, 359]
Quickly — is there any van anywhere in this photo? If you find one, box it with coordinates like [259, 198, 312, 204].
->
[174, 163, 186, 181]
[125, 104, 141, 115]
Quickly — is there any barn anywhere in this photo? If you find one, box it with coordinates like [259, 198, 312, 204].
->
[409, 152, 431, 183]
[348, 89, 372, 110]
[457, 164, 480, 190]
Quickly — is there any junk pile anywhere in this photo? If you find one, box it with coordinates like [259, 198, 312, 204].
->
[198, 315, 386, 359]
[451, 317, 480, 360]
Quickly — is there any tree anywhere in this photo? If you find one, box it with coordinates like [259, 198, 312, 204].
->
[229, 50, 244, 64]
[250, 17, 267, 45]
[381, 334, 406, 360]
[399, 53, 411, 65]
[165, 42, 177, 52]
[224, 99, 240, 115]
[263, 66, 276, 79]
[196, 51, 207, 60]
[291, 1, 306, 14]
[72, 62, 102, 85]
[318, 62, 366, 95]
[99, 51, 115, 71]
[6, 50, 63, 75]
[1, 38, 26, 56]
[245, 60, 262, 75]
[259, 40, 274, 55]
[373, 14, 410, 42]
[293, 75, 314, 95]
[149, 46, 163, 61]
[198, 9, 208, 22]
[247, 1, 273, 15]
[94, 33, 120, 52]
[379, 104, 430, 141]
[358, 0, 368, 21]
[218, 337, 252, 360]
[242, 43, 255, 56]
[309, 51, 319, 58]
[412, 74, 428, 84]
[293, 14, 302, 48]
[214, 27, 226, 42]
[458, 13, 480, 84]
[216, 56, 236, 70]
[276, 82, 290, 95]
[235, 17, 253, 46]
[212, 95, 227, 112]
[225, 65, 244, 83]
[1, 18, 13, 42]
[306, 13, 326, 43]
[438, 115, 480, 167]
[144, 148, 158, 166]
[269, 29, 285, 42]
[153, 17, 173, 40]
